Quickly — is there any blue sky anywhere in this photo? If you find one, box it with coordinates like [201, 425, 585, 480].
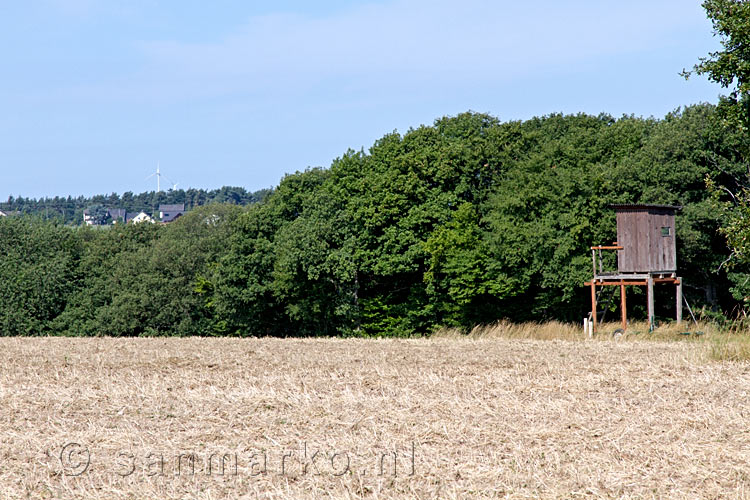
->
[0, 1, 723, 199]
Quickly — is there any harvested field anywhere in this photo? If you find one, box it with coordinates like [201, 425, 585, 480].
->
[2, 336, 750, 499]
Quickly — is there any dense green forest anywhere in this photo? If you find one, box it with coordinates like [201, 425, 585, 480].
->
[0, 186, 270, 225]
[1, 105, 747, 336]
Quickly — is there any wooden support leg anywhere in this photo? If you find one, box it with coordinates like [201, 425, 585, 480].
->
[590, 281, 597, 334]
[647, 276, 655, 331]
[620, 283, 627, 331]
[676, 279, 683, 325]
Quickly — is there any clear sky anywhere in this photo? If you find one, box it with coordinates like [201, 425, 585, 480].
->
[0, 0, 723, 199]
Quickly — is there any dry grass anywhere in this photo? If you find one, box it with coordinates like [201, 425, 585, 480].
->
[444, 319, 750, 363]
[435, 320, 584, 340]
[435, 319, 719, 342]
[708, 334, 750, 362]
[3, 335, 750, 499]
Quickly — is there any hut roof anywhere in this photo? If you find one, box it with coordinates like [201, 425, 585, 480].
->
[608, 204, 682, 211]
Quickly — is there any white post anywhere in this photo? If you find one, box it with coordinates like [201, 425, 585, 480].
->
[584, 318, 589, 337]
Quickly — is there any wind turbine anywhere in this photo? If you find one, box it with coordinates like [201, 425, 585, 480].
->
[145, 162, 163, 192]
[162, 174, 179, 191]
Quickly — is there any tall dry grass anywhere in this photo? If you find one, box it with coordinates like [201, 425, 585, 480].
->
[434, 320, 584, 340]
[435, 319, 750, 362]
[434, 319, 718, 341]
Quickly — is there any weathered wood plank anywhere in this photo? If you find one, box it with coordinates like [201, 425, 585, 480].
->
[615, 206, 677, 273]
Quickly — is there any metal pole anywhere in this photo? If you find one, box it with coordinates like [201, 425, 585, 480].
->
[590, 281, 597, 334]
[620, 282, 627, 331]
[683, 294, 698, 327]
[647, 276, 655, 331]
[676, 279, 682, 324]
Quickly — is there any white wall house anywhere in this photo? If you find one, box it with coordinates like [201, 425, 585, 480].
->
[130, 211, 155, 224]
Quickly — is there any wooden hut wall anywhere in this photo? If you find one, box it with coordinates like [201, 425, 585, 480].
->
[615, 208, 676, 273]
[648, 209, 676, 272]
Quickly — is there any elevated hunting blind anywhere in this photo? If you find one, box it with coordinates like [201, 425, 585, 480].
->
[584, 204, 682, 334]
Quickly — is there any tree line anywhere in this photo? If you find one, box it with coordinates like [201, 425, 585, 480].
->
[1, 186, 271, 225]
[0, 105, 746, 336]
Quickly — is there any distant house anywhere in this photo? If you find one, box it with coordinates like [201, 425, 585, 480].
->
[84, 207, 128, 226]
[107, 208, 128, 223]
[82, 204, 182, 225]
[82, 209, 97, 226]
[159, 204, 185, 223]
[129, 211, 155, 224]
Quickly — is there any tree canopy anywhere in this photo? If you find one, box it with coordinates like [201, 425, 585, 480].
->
[1, 106, 741, 336]
[685, 0, 750, 303]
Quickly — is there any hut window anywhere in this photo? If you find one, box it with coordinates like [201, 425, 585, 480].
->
[661, 226, 671, 237]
